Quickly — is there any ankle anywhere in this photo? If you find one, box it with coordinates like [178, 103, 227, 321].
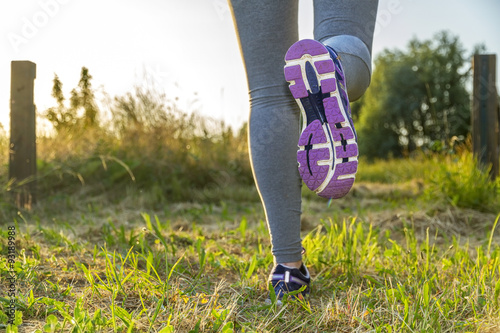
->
[279, 260, 302, 269]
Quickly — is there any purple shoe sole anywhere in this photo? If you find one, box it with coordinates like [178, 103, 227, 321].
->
[284, 39, 358, 199]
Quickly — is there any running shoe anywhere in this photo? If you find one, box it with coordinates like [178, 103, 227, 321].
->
[284, 39, 358, 199]
[267, 263, 310, 304]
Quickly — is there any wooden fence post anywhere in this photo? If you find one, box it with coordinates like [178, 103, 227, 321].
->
[9, 61, 37, 209]
[472, 54, 499, 180]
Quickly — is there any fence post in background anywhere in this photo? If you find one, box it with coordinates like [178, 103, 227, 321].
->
[472, 54, 499, 180]
[9, 61, 37, 210]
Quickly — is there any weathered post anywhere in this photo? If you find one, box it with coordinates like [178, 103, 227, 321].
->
[9, 61, 37, 209]
[472, 54, 499, 180]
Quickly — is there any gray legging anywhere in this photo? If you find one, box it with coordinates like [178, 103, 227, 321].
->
[228, 0, 379, 263]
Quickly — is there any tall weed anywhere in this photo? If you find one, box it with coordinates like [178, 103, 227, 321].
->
[424, 151, 500, 212]
[13, 84, 252, 202]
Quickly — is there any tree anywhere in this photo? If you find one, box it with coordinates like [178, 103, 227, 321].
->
[356, 31, 475, 159]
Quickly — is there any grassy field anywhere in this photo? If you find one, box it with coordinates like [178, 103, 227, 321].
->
[1, 151, 499, 332]
[1, 86, 500, 332]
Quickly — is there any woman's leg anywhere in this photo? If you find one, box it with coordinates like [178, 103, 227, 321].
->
[314, 0, 379, 100]
[228, 0, 303, 264]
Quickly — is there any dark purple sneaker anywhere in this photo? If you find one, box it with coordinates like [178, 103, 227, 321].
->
[284, 39, 358, 199]
[266, 264, 310, 304]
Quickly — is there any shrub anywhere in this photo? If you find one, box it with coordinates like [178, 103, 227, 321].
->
[424, 151, 500, 212]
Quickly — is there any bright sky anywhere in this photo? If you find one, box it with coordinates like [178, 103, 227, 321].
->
[1, 0, 499, 134]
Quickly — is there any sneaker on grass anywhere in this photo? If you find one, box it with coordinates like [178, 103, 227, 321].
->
[266, 263, 310, 304]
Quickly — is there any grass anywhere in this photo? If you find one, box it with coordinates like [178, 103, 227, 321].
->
[356, 154, 431, 184]
[0, 181, 499, 332]
[1, 139, 500, 332]
[424, 152, 500, 212]
[1, 81, 500, 331]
